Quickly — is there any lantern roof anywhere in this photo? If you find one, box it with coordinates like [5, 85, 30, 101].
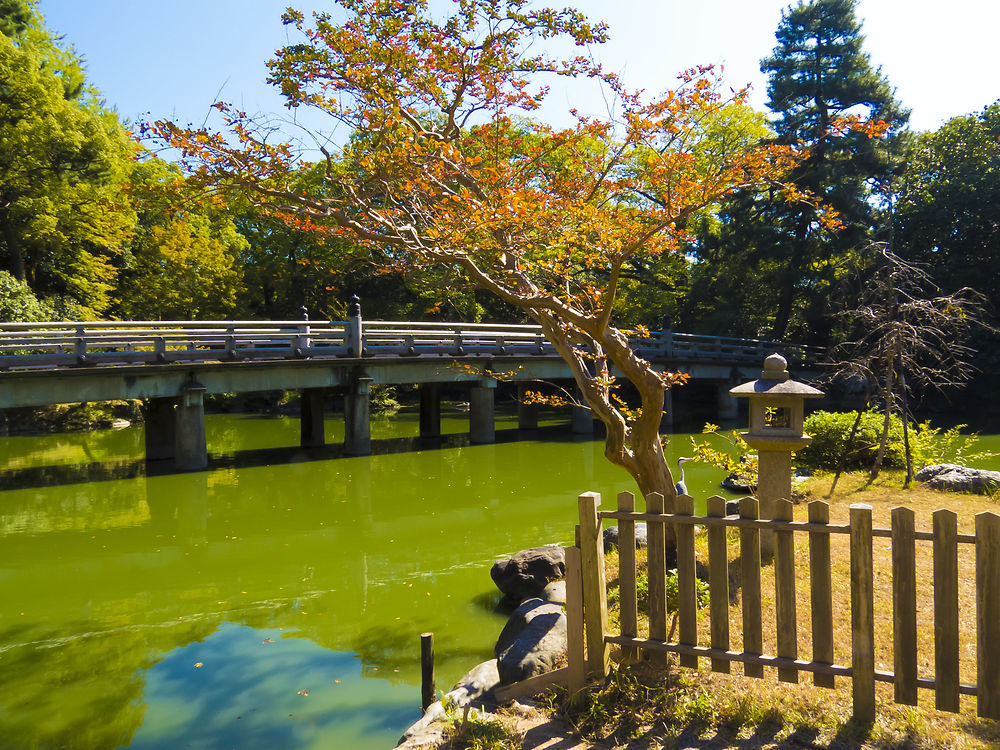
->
[729, 353, 823, 399]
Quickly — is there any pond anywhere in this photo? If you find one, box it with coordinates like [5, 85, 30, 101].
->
[0, 407, 736, 750]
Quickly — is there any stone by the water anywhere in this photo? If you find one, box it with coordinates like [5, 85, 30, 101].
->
[494, 599, 567, 685]
[602, 523, 649, 551]
[916, 464, 1000, 494]
[490, 545, 566, 601]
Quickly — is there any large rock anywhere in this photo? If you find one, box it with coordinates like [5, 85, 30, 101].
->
[494, 598, 567, 685]
[916, 464, 1000, 494]
[490, 545, 566, 601]
[603, 523, 649, 551]
[396, 659, 501, 748]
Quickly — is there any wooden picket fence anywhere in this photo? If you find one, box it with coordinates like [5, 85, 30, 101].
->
[555, 490, 1000, 723]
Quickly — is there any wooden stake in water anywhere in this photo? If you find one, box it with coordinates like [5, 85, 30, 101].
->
[421, 632, 435, 711]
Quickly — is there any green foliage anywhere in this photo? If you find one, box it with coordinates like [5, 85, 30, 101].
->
[687, 423, 758, 489]
[439, 697, 513, 750]
[0, 270, 53, 321]
[0, 4, 136, 315]
[370, 385, 400, 415]
[609, 570, 709, 612]
[797, 410, 996, 471]
[798, 409, 905, 470]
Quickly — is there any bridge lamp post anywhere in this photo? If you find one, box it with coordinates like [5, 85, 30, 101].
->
[730, 353, 823, 558]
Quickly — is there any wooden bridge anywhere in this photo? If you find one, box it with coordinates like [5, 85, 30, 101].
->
[0, 312, 824, 470]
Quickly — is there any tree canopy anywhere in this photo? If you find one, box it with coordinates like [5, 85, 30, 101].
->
[154, 0, 816, 509]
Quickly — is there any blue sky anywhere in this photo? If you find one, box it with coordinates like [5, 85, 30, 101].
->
[36, 0, 1000, 136]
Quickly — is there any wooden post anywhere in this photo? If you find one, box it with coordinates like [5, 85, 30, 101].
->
[933, 508, 960, 712]
[707, 495, 730, 673]
[346, 296, 363, 357]
[516, 383, 538, 430]
[976, 512, 1000, 719]
[676, 493, 698, 669]
[617, 491, 638, 664]
[850, 503, 875, 724]
[344, 377, 372, 456]
[578, 492, 609, 678]
[809, 500, 834, 688]
[647, 491, 668, 668]
[774, 497, 798, 683]
[565, 545, 586, 693]
[739, 496, 763, 678]
[469, 382, 496, 444]
[891, 506, 917, 705]
[300, 387, 325, 447]
[420, 632, 435, 711]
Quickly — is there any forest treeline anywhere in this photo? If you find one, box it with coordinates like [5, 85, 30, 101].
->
[2, 0, 998, 401]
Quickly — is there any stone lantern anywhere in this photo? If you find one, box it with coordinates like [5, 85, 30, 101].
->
[730, 353, 823, 556]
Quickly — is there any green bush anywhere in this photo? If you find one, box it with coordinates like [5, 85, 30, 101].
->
[799, 409, 907, 470]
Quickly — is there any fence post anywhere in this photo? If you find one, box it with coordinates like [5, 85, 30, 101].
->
[739, 496, 763, 678]
[564, 545, 586, 692]
[976, 512, 1000, 719]
[676, 493, 698, 669]
[850, 503, 875, 724]
[707, 495, 730, 673]
[809, 500, 834, 688]
[74, 325, 86, 363]
[933, 508, 960, 712]
[617, 491, 638, 664]
[646, 491, 668, 668]
[891, 506, 917, 705]
[774, 497, 798, 683]
[578, 491, 608, 678]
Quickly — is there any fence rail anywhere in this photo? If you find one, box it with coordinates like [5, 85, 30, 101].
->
[0, 319, 825, 372]
[563, 491, 1000, 723]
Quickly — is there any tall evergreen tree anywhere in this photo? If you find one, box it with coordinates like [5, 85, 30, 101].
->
[686, 0, 908, 342]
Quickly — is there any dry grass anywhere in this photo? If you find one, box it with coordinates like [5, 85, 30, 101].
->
[570, 472, 1000, 749]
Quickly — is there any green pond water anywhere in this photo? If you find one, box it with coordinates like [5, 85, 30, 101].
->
[2, 409, 998, 749]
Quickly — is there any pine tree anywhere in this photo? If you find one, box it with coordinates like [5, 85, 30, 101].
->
[687, 0, 908, 343]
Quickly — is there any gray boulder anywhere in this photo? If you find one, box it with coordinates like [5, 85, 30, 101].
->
[490, 545, 566, 601]
[396, 659, 501, 748]
[603, 523, 649, 551]
[916, 464, 1000, 494]
[494, 598, 567, 685]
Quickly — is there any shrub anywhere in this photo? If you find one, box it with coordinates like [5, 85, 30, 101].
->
[798, 409, 906, 470]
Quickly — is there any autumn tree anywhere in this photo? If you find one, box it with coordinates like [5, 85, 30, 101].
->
[155, 0, 812, 521]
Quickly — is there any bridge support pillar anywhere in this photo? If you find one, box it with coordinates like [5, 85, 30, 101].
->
[175, 381, 208, 471]
[571, 390, 594, 434]
[345, 378, 372, 455]
[145, 397, 176, 461]
[659, 386, 674, 431]
[300, 388, 326, 447]
[419, 384, 441, 438]
[517, 383, 538, 430]
[469, 381, 496, 443]
[716, 382, 739, 421]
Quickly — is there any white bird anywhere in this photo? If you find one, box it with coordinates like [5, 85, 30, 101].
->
[675, 457, 692, 496]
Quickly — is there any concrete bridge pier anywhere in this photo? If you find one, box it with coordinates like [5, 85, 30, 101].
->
[300, 388, 326, 447]
[469, 381, 496, 443]
[660, 386, 674, 431]
[716, 381, 739, 421]
[345, 378, 373, 455]
[175, 381, 208, 471]
[419, 384, 441, 438]
[517, 383, 538, 430]
[144, 397, 176, 461]
[572, 390, 594, 434]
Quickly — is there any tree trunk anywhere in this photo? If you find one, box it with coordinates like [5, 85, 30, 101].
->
[869, 339, 897, 483]
[827, 381, 873, 497]
[770, 213, 810, 341]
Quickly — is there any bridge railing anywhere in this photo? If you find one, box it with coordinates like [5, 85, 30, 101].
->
[0, 320, 825, 371]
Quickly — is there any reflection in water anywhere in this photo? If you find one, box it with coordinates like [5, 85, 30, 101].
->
[0, 411, 745, 750]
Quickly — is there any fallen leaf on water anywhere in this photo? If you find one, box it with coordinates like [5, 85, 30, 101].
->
[262, 638, 273, 644]
[297, 689, 308, 696]
[194, 662, 203, 668]
[333, 679, 341, 684]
